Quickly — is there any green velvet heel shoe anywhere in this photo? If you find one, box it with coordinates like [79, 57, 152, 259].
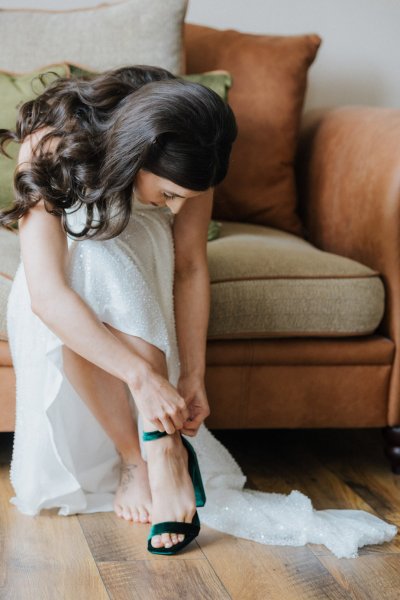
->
[142, 429, 207, 555]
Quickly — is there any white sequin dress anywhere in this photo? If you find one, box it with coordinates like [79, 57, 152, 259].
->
[6, 194, 398, 559]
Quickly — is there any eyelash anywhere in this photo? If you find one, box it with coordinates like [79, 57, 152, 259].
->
[163, 193, 176, 200]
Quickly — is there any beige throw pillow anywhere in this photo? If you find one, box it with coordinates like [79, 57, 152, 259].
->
[0, 0, 188, 74]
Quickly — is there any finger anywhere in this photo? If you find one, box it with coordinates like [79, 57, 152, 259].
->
[160, 414, 175, 435]
[152, 417, 165, 432]
[166, 406, 184, 431]
[171, 396, 190, 428]
[181, 429, 196, 437]
[175, 396, 190, 422]
[184, 415, 203, 428]
[182, 404, 191, 422]
[181, 426, 198, 437]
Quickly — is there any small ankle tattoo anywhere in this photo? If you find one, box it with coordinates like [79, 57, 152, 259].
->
[119, 462, 138, 492]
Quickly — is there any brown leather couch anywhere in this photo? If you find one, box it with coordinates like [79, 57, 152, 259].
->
[1, 22, 400, 474]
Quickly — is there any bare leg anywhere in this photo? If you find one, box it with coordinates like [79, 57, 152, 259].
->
[62, 323, 155, 523]
[63, 322, 196, 549]
[105, 324, 197, 551]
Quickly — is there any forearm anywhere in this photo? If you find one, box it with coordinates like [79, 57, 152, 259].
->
[32, 285, 151, 388]
[173, 265, 210, 378]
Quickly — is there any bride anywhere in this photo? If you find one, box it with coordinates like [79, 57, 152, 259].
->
[0, 64, 396, 558]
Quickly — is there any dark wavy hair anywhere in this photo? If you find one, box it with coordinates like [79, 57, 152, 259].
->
[0, 64, 238, 239]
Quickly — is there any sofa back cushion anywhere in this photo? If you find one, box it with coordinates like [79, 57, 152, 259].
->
[0, 0, 188, 74]
[184, 24, 321, 237]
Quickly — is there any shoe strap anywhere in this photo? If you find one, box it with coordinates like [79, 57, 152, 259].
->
[149, 518, 200, 537]
[142, 430, 169, 442]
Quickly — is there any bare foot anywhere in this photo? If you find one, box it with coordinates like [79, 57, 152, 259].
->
[145, 433, 197, 550]
[113, 453, 153, 523]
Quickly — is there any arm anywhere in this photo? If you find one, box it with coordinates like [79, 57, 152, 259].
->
[172, 189, 214, 434]
[20, 198, 149, 387]
[16, 134, 189, 432]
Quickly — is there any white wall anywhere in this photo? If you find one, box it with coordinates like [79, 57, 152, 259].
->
[187, 0, 400, 111]
[1, 0, 399, 110]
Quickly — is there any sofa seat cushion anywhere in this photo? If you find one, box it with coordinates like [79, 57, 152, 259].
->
[207, 221, 385, 338]
[0, 222, 385, 342]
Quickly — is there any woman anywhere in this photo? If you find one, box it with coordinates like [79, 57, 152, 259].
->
[0, 65, 397, 559]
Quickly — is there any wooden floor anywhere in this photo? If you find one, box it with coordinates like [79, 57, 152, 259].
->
[1, 427, 400, 599]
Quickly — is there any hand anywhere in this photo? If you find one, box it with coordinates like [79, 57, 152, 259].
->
[128, 366, 190, 434]
[176, 373, 211, 437]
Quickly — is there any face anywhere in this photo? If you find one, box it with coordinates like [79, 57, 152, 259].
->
[134, 168, 210, 214]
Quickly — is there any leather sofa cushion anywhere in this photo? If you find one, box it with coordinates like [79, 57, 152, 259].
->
[207, 221, 385, 338]
[184, 23, 322, 237]
[0, 222, 385, 341]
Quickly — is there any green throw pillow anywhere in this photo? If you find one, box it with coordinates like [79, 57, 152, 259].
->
[69, 63, 232, 104]
[0, 64, 231, 241]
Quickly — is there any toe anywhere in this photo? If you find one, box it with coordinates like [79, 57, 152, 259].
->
[122, 507, 131, 521]
[151, 534, 163, 547]
[170, 533, 178, 545]
[178, 534, 185, 542]
[113, 504, 123, 518]
[138, 506, 149, 523]
[131, 508, 140, 522]
[161, 533, 173, 548]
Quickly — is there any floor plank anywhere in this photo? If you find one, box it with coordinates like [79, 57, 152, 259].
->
[0, 464, 109, 599]
[317, 553, 400, 600]
[77, 510, 204, 561]
[196, 525, 349, 600]
[310, 428, 400, 520]
[98, 558, 231, 600]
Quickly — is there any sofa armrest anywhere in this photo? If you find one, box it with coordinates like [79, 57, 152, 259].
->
[296, 106, 400, 342]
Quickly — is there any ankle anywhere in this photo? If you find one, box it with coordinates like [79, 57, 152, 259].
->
[145, 430, 183, 454]
[118, 447, 144, 465]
